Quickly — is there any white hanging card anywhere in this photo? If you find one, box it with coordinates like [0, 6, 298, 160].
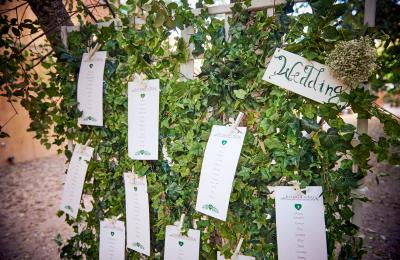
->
[262, 48, 347, 104]
[275, 186, 328, 260]
[195, 125, 247, 221]
[164, 225, 200, 260]
[217, 252, 255, 260]
[77, 51, 107, 126]
[128, 79, 159, 160]
[124, 172, 151, 256]
[60, 144, 94, 218]
[99, 219, 125, 260]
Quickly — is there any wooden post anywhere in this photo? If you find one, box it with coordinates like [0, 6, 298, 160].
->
[363, 0, 376, 26]
[179, 26, 195, 81]
[224, 14, 232, 42]
[352, 0, 376, 230]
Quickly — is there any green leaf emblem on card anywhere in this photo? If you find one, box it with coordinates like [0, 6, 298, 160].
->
[135, 149, 151, 156]
[202, 203, 219, 213]
[134, 186, 137, 192]
[140, 93, 145, 98]
[179, 241, 184, 247]
[221, 140, 227, 145]
[133, 242, 145, 249]
[83, 116, 97, 122]
[295, 203, 302, 210]
[64, 205, 73, 212]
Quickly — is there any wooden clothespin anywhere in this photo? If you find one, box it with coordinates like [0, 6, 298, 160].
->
[110, 214, 122, 226]
[133, 73, 147, 88]
[232, 237, 244, 259]
[178, 214, 185, 233]
[131, 166, 137, 185]
[87, 42, 102, 60]
[80, 139, 91, 153]
[288, 180, 307, 195]
[229, 112, 245, 134]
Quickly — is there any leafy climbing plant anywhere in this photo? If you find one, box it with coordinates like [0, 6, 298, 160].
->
[10, 0, 400, 259]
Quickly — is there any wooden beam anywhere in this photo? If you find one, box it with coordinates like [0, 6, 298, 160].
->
[192, 0, 287, 16]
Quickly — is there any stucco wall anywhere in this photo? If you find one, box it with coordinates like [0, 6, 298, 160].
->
[0, 98, 59, 165]
[0, 1, 111, 165]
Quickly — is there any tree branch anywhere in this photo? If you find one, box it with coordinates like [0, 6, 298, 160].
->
[14, 10, 78, 56]
[0, 2, 28, 15]
[81, 1, 98, 23]
[103, 0, 116, 18]
[27, 0, 74, 54]
[26, 50, 54, 71]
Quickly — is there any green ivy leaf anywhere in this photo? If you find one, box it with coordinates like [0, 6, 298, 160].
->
[154, 12, 166, 27]
[233, 89, 247, 99]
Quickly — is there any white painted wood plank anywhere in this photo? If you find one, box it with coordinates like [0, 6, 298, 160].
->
[180, 60, 195, 81]
[224, 14, 232, 42]
[364, 0, 376, 26]
[192, 0, 287, 16]
[351, 0, 375, 231]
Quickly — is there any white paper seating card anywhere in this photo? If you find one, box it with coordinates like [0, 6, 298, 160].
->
[124, 172, 151, 256]
[99, 219, 125, 260]
[60, 143, 94, 218]
[217, 252, 255, 260]
[164, 225, 200, 260]
[77, 51, 107, 126]
[128, 79, 159, 160]
[195, 125, 247, 221]
[275, 186, 328, 260]
[262, 48, 347, 104]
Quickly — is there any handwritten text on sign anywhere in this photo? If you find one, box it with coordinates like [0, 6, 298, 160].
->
[262, 48, 347, 104]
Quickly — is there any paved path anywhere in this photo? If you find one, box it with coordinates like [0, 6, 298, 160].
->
[0, 156, 71, 259]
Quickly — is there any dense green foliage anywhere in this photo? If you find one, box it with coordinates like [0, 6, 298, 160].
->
[2, 0, 400, 259]
[0, 3, 52, 138]
[341, 0, 400, 98]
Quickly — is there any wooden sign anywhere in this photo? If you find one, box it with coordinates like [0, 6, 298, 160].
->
[263, 48, 347, 104]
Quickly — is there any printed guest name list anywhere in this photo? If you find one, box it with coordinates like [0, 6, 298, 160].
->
[60, 144, 93, 218]
[275, 186, 328, 260]
[195, 125, 246, 221]
[128, 79, 159, 160]
[77, 51, 106, 126]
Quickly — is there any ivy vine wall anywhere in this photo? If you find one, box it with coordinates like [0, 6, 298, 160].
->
[23, 0, 400, 259]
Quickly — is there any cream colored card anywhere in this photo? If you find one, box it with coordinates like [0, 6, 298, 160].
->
[99, 219, 125, 260]
[128, 79, 159, 160]
[60, 144, 93, 218]
[275, 186, 328, 260]
[195, 125, 247, 221]
[262, 48, 347, 104]
[77, 51, 106, 126]
[164, 225, 200, 260]
[124, 172, 150, 256]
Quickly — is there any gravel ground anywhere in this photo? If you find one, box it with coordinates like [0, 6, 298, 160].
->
[363, 159, 400, 260]
[0, 156, 72, 259]
[0, 113, 398, 259]
[341, 111, 400, 260]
